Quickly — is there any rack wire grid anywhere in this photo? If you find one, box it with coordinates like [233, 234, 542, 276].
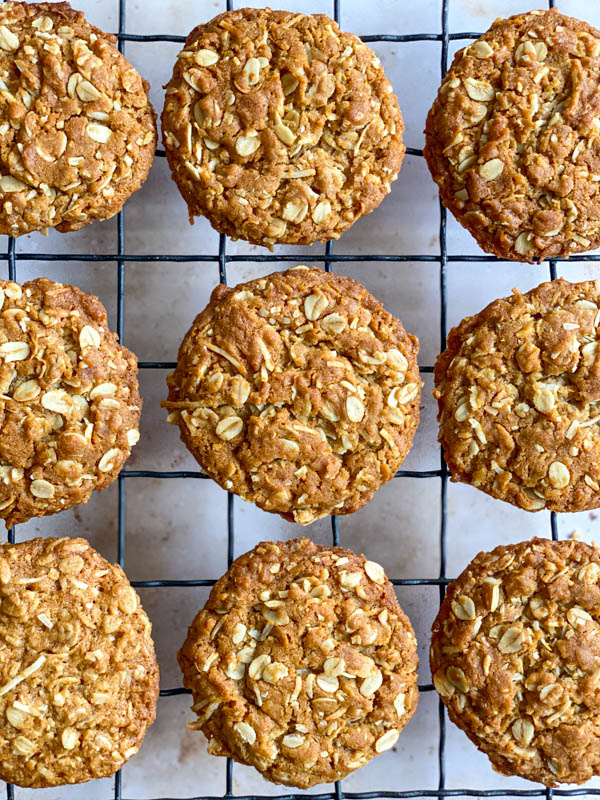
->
[2, 0, 598, 797]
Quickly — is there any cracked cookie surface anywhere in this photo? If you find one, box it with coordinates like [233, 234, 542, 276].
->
[425, 9, 600, 262]
[179, 538, 418, 788]
[0, 277, 141, 526]
[435, 278, 600, 513]
[431, 537, 600, 786]
[164, 266, 421, 524]
[161, 8, 405, 246]
[0, 536, 159, 788]
[0, 1, 156, 237]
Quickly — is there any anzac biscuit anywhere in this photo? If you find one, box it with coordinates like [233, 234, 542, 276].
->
[0, 536, 159, 788]
[179, 538, 418, 788]
[0, 277, 141, 527]
[435, 278, 600, 513]
[161, 8, 405, 247]
[0, 1, 156, 237]
[164, 266, 421, 524]
[431, 537, 600, 785]
[424, 9, 600, 262]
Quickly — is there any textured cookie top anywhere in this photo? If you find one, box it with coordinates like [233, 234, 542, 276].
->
[431, 537, 600, 785]
[0, 1, 156, 236]
[0, 277, 141, 526]
[424, 9, 600, 262]
[161, 8, 404, 246]
[179, 539, 419, 788]
[0, 536, 159, 788]
[165, 267, 421, 524]
[435, 278, 600, 513]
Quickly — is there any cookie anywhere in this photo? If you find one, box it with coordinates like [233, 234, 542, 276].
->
[424, 8, 600, 262]
[179, 538, 418, 788]
[164, 266, 421, 524]
[0, 536, 159, 787]
[0, 277, 141, 527]
[161, 8, 405, 247]
[435, 277, 600, 513]
[431, 537, 600, 786]
[0, 1, 156, 237]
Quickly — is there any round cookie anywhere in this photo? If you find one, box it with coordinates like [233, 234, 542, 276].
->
[0, 1, 156, 237]
[0, 277, 141, 527]
[0, 536, 159, 787]
[164, 266, 421, 524]
[179, 538, 418, 788]
[431, 537, 600, 786]
[161, 8, 405, 247]
[435, 277, 600, 513]
[424, 8, 600, 262]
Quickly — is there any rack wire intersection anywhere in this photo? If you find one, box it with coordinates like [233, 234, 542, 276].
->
[3, 0, 594, 797]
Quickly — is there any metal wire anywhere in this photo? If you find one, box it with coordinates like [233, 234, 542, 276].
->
[1, 0, 589, 796]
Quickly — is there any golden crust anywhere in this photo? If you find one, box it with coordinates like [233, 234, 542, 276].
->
[425, 9, 600, 262]
[164, 266, 421, 524]
[435, 278, 600, 513]
[161, 7, 405, 246]
[0, 277, 142, 526]
[432, 537, 600, 785]
[0, 536, 159, 788]
[179, 538, 418, 788]
[0, 1, 156, 236]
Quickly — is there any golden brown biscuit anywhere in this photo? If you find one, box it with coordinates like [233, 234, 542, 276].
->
[164, 266, 421, 524]
[431, 537, 600, 786]
[179, 538, 418, 788]
[425, 9, 600, 262]
[0, 277, 142, 527]
[0, 536, 159, 788]
[161, 8, 405, 246]
[435, 278, 600, 513]
[0, 1, 156, 236]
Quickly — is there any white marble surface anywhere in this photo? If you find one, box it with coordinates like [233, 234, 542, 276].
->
[6, 0, 600, 798]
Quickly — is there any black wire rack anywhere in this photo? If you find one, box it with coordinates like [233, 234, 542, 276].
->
[3, 0, 599, 797]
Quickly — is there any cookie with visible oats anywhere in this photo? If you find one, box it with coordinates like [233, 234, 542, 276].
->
[164, 266, 421, 524]
[161, 7, 405, 247]
[0, 536, 159, 788]
[0, 277, 141, 527]
[0, 1, 156, 237]
[424, 8, 600, 262]
[431, 537, 600, 786]
[179, 538, 418, 788]
[435, 277, 600, 513]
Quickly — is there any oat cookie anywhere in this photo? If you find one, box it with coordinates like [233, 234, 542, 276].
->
[0, 1, 156, 237]
[424, 9, 600, 262]
[179, 538, 418, 788]
[435, 277, 600, 513]
[0, 277, 141, 527]
[164, 266, 421, 524]
[0, 536, 159, 787]
[431, 537, 600, 785]
[161, 8, 405, 247]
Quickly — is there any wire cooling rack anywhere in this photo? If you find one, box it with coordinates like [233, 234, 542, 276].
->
[3, 0, 598, 797]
